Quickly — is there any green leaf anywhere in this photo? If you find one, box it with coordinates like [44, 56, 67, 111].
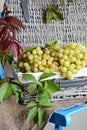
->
[34, 81, 43, 87]
[12, 79, 23, 86]
[45, 80, 60, 92]
[45, 40, 57, 47]
[0, 79, 7, 85]
[52, 10, 64, 21]
[46, 10, 53, 23]
[39, 73, 56, 80]
[27, 107, 37, 122]
[48, 4, 64, 21]
[12, 84, 23, 103]
[24, 46, 37, 53]
[22, 73, 37, 82]
[39, 97, 54, 107]
[28, 84, 37, 95]
[12, 64, 20, 71]
[38, 92, 47, 100]
[26, 101, 37, 108]
[38, 108, 45, 127]
[46, 89, 53, 99]
[0, 82, 13, 103]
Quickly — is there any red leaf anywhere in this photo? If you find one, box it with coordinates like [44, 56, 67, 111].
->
[12, 42, 19, 58]
[6, 16, 25, 30]
[0, 25, 5, 36]
[0, 18, 7, 25]
[0, 37, 11, 50]
[0, 28, 10, 42]
[13, 40, 23, 52]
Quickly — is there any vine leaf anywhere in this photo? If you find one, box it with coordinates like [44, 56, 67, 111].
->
[27, 107, 37, 122]
[22, 73, 37, 82]
[0, 82, 12, 103]
[26, 101, 37, 108]
[39, 97, 54, 107]
[44, 80, 60, 92]
[39, 73, 56, 80]
[46, 4, 64, 23]
[38, 108, 45, 127]
[28, 83, 37, 95]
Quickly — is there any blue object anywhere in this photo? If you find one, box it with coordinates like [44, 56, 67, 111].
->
[0, 12, 2, 18]
[49, 104, 87, 130]
[0, 62, 6, 79]
[0, 12, 5, 18]
[0, 12, 6, 79]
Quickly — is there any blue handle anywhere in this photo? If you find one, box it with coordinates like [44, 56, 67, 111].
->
[49, 104, 87, 130]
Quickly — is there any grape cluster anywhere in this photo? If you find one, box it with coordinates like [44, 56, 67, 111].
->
[18, 41, 87, 80]
[58, 42, 87, 80]
[18, 41, 61, 73]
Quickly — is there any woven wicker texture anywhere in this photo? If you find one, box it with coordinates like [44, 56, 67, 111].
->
[6, 0, 87, 47]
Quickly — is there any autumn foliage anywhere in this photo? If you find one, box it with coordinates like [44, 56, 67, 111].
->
[0, 4, 24, 58]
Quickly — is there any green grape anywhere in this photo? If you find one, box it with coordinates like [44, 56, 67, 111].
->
[71, 69, 78, 74]
[81, 60, 86, 67]
[58, 53, 63, 58]
[60, 59, 65, 65]
[26, 51, 31, 56]
[76, 53, 83, 59]
[69, 42, 77, 49]
[33, 67, 38, 72]
[49, 68, 55, 73]
[76, 65, 82, 70]
[63, 61, 70, 67]
[64, 49, 69, 55]
[25, 66, 31, 71]
[36, 46, 41, 51]
[34, 63, 38, 68]
[28, 54, 33, 60]
[42, 59, 46, 65]
[38, 61, 42, 65]
[43, 68, 50, 73]
[48, 60, 52, 65]
[39, 65, 44, 71]
[50, 64, 56, 69]
[19, 62, 24, 68]
[63, 55, 68, 60]
[61, 66, 67, 73]
[69, 50, 74, 55]
[24, 62, 29, 67]
[74, 48, 80, 54]
[75, 60, 81, 66]
[70, 57, 76, 62]
[44, 49, 50, 54]
[51, 51, 56, 57]
[66, 71, 74, 80]
[32, 49, 37, 55]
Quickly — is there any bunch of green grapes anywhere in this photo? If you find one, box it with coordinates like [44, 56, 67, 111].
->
[18, 45, 60, 73]
[18, 41, 87, 80]
[58, 42, 87, 80]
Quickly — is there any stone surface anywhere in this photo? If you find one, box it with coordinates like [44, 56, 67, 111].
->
[0, 95, 87, 130]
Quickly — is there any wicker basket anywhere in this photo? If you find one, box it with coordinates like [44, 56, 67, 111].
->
[6, 0, 87, 103]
